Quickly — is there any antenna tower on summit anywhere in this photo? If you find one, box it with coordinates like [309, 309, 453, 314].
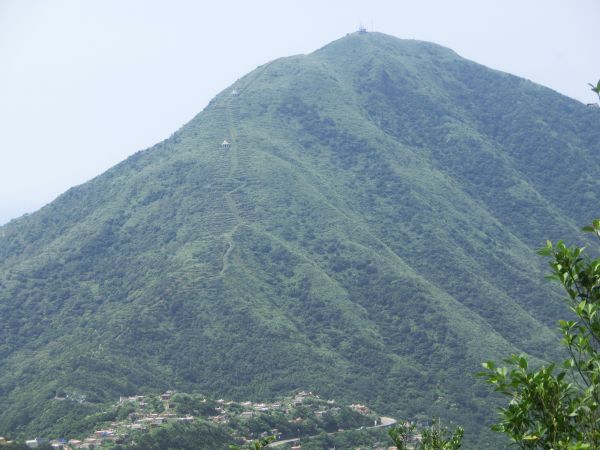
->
[358, 24, 367, 34]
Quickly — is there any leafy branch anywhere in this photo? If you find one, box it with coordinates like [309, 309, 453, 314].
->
[479, 220, 600, 449]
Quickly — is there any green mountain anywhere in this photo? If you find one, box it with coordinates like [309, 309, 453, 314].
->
[1, 32, 599, 447]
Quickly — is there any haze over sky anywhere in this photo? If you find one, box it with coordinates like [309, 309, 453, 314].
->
[1, 0, 599, 225]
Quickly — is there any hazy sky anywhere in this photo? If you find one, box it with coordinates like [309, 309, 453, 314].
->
[1, 0, 599, 225]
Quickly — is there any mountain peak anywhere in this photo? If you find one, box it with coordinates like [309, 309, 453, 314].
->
[314, 31, 459, 63]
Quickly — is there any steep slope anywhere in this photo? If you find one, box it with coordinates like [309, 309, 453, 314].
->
[1, 32, 599, 446]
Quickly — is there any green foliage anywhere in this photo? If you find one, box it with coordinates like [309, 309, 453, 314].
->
[297, 427, 390, 449]
[0, 444, 53, 450]
[0, 443, 33, 450]
[229, 435, 275, 450]
[1, 32, 599, 448]
[389, 421, 463, 450]
[389, 422, 417, 450]
[171, 393, 217, 417]
[113, 421, 233, 450]
[480, 220, 600, 448]
[589, 80, 600, 101]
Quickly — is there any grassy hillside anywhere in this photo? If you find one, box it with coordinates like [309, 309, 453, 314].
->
[1, 32, 599, 447]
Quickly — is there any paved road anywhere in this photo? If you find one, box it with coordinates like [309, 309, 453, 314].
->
[267, 416, 397, 447]
[375, 416, 397, 427]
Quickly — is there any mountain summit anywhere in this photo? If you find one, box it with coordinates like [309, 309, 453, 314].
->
[1, 32, 599, 445]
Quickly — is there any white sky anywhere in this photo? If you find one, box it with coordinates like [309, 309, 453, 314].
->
[1, 0, 599, 225]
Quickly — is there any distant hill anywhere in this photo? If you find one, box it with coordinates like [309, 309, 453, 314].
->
[1, 32, 599, 448]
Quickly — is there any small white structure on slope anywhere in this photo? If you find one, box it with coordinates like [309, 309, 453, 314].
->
[221, 139, 231, 149]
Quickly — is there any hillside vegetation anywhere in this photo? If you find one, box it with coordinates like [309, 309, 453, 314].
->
[1, 32, 599, 447]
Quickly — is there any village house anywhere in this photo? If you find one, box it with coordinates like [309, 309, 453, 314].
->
[49, 440, 68, 449]
[84, 437, 103, 446]
[25, 438, 41, 448]
[160, 390, 175, 401]
[209, 415, 228, 424]
[136, 417, 155, 426]
[350, 404, 370, 415]
[177, 415, 194, 422]
[94, 429, 114, 438]
[121, 395, 145, 403]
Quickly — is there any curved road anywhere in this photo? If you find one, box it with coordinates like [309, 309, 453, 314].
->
[267, 416, 397, 447]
